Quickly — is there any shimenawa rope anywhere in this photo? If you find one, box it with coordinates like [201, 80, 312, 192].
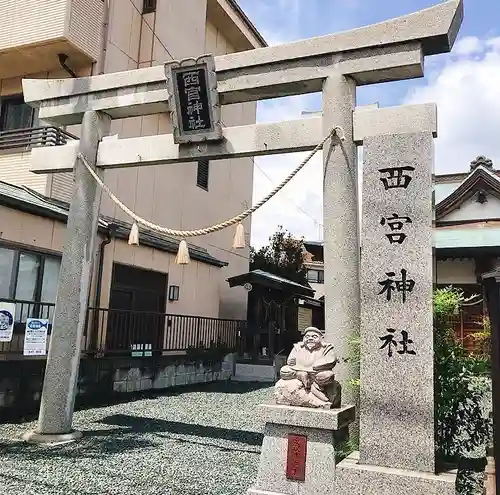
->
[77, 126, 343, 239]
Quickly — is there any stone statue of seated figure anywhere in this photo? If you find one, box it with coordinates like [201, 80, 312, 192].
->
[275, 327, 341, 409]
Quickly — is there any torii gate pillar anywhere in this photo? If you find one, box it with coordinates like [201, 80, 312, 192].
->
[322, 73, 359, 432]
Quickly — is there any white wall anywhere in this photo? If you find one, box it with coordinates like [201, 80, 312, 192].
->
[442, 195, 500, 222]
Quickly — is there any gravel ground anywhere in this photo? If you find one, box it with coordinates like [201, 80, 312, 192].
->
[0, 382, 273, 495]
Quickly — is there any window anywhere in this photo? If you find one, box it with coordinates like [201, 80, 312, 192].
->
[142, 0, 156, 14]
[197, 159, 210, 190]
[307, 269, 324, 284]
[0, 95, 35, 131]
[0, 246, 61, 321]
[0, 248, 15, 298]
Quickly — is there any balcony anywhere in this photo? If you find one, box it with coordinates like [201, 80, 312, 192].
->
[0, 126, 77, 196]
[0, 126, 76, 152]
[0, 0, 104, 79]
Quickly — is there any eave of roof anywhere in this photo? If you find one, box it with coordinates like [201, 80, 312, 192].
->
[435, 165, 500, 220]
[227, 269, 314, 298]
[0, 181, 226, 268]
[226, 0, 267, 47]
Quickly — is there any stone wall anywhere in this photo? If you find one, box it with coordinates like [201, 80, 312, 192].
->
[110, 356, 235, 393]
[0, 353, 236, 418]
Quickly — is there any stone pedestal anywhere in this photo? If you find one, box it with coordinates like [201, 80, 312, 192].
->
[335, 452, 457, 495]
[247, 404, 355, 495]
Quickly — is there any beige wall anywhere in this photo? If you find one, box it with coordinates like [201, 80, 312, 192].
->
[0, 0, 67, 51]
[0, 151, 46, 195]
[0, 205, 223, 351]
[96, 4, 256, 320]
[98, 238, 220, 318]
[0, 206, 67, 253]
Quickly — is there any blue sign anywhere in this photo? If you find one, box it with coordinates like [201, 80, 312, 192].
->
[24, 318, 50, 356]
[27, 319, 49, 331]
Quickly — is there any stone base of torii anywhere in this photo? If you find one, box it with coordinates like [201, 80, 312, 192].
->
[18, 1, 464, 494]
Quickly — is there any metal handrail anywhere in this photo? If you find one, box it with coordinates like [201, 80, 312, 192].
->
[0, 126, 78, 151]
[0, 304, 246, 355]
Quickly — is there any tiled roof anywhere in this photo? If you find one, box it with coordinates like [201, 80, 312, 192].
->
[0, 181, 226, 267]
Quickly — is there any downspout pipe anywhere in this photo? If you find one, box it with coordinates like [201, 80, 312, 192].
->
[97, 0, 111, 74]
[57, 53, 77, 78]
[94, 230, 113, 310]
[90, 225, 115, 351]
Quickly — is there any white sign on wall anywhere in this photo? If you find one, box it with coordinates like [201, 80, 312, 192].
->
[23, 318, 49, 356]
[0, 303, 15, 342]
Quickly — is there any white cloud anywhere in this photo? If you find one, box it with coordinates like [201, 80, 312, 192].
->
[452, 36, 485, 57]
[405, 37, 500, 174]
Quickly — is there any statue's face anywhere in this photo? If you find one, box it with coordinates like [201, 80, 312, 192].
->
[303, 331, 322, 350]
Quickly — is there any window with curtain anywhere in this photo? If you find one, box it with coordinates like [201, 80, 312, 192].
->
[0, 245, 61, 322]
[307, 269, 324, 284]
[0, 247, 15, 299]
[0, 95, 35, 131]
[143, 0, 157, 13]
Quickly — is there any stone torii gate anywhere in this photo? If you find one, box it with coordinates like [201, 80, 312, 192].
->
[21, 2, 462, 492]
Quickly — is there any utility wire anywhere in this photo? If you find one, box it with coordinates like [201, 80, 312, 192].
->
[129, 0, 175, 62]
[254, 162, 323, 229]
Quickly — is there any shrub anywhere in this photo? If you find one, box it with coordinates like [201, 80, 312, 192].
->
[434, 287, 491, 463]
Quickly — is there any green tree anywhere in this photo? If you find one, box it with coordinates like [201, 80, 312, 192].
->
[250, 226, 307, 285]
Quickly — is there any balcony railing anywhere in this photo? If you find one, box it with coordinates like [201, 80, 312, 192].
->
[87, 308, 245, 356]
[0, 303, 245, 357]
[0, 126, 77, 152]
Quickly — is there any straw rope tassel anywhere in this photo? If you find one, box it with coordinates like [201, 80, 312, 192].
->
[128, 222, 140, 246]
[175, 240, 190, 265]
[233, 222, 245, 249]
[77, 125, 343, 265]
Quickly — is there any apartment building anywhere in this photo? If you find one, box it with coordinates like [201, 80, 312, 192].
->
[0, 0, 266, 356]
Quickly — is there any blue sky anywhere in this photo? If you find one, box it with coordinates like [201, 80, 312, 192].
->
[236, 0, 500, 246]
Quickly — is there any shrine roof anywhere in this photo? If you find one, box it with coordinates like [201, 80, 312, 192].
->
[0, 181, 226, 268]
[227, 269, 314, 298]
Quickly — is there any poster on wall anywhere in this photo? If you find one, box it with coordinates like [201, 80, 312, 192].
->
[0, 303, 15, 342]
[23, 318, 49, 356]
